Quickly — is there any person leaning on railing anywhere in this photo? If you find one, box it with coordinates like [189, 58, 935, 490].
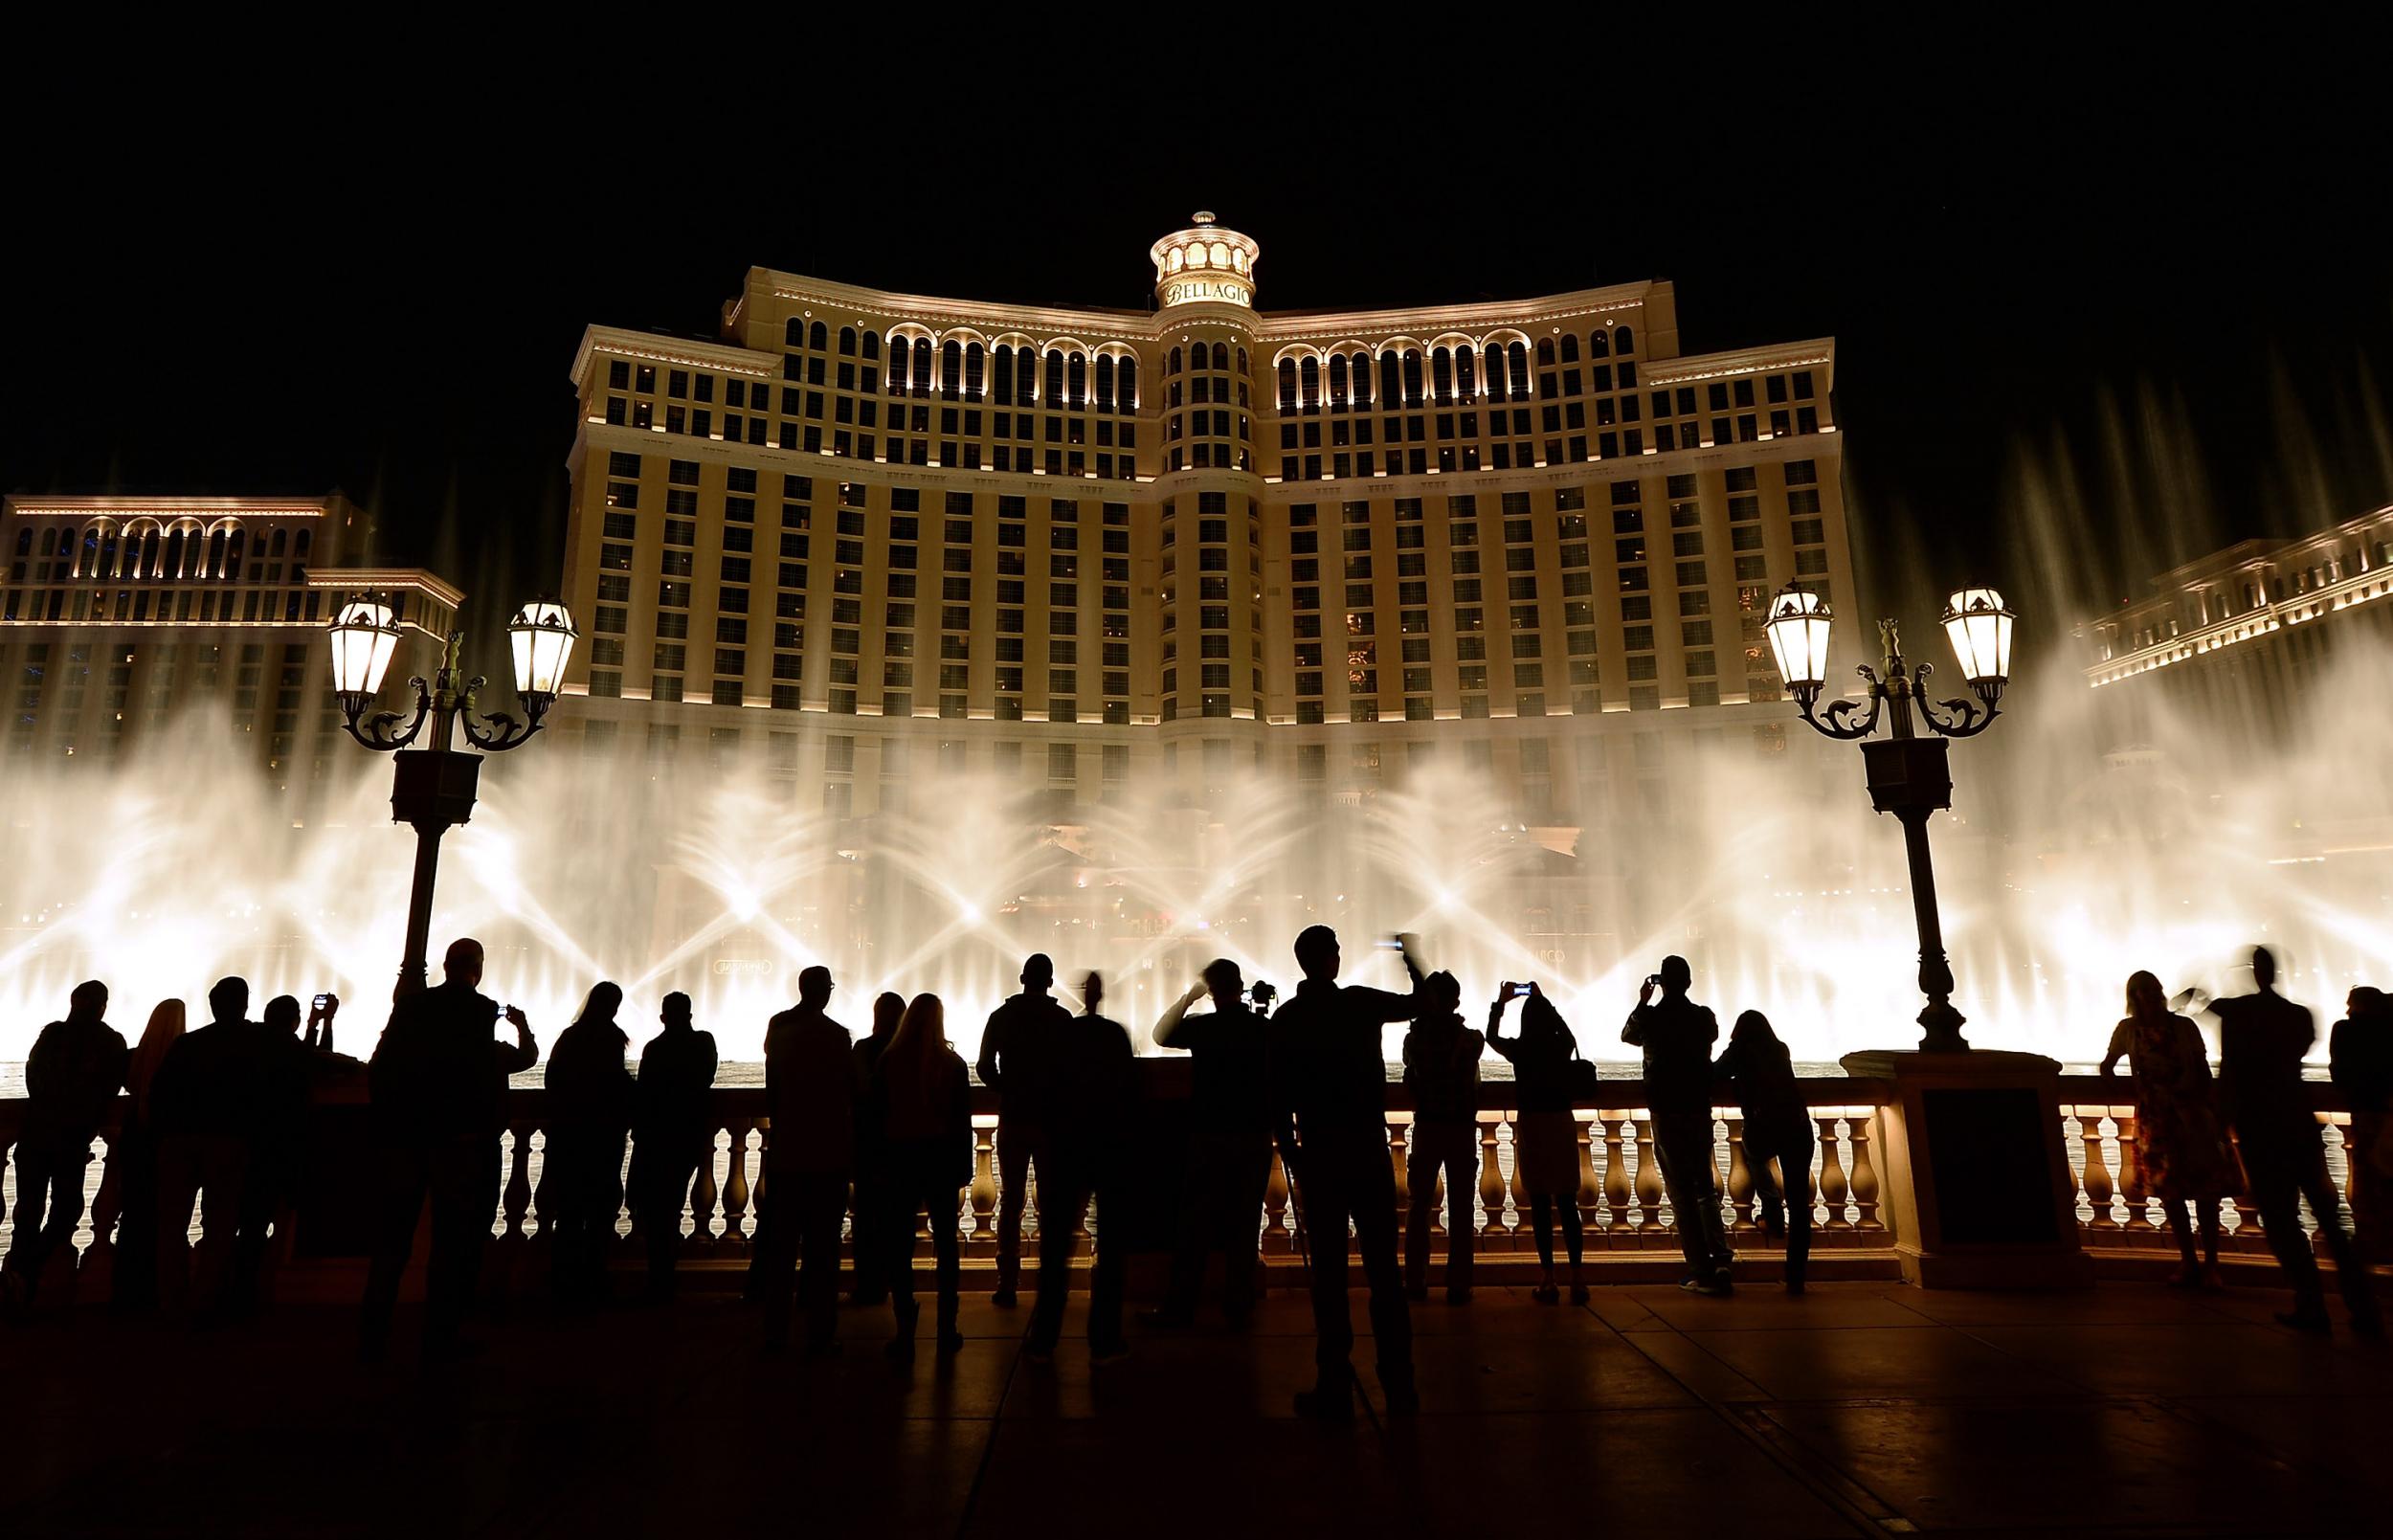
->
[1713, 1011, 1812, 1295]
[2331, 986, 2393, 1258]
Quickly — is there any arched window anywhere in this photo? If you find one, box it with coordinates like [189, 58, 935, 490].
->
[269, 527, 287, 558]
[224, 529, 246, 581]
[1536, 338, 1556, 368]
[1016, 346, 1036, 402]
[1379, 351, 1402, 408]
[1169, 346, 1183, 375]
[861, 331, 881, 360]
[206, 528, 228, 578]
[889, 336, 911, 391]
[1457, 345, 1478, 398]
[1351, 351, 1374, 409]
[36, 526, 55, 556]
[1508, 343, 1530, 398]
[784, 316, 804, 347]
[1237, 348, 1249, 376]
[1095, 355, 1114, 413]
[965, 342, 985, 397]
[1588, 329, 1609, 359]
[809, 322, 827, 351]
[1431, 348, 1454, 402]
[839, 326, 858, 355]
[1045, 349, 1066, 403]
[142, 528, 164, 576]
[915, 341, 934, 394]
[1613, 325, 1634, 354]
[294, 527, 313, 558]
[1300, 355, 1321, 411]
[1067, 352, 1087, 408]
[1118, 361, 1136, 413]
[1329, 353, 1349, 408]
[1560, 335, 1580, 364]
[1278, 357, 1298, 413]
[941, 340, 963, 398]
[1212, 342, 1229, 372]
[1402, 351, 1424, 407]
[163, 528, 186, 579]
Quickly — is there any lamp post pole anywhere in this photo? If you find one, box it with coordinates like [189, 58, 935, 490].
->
[328, 604, 576, 995]
[1767, 591, 2016, 1053]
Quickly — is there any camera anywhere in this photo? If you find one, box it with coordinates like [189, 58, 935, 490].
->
[312, 993, 330, 1011]
[1510, 983, 1533, 998]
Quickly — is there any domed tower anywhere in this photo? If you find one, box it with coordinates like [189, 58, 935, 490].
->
[1149, 212, 1269, 737]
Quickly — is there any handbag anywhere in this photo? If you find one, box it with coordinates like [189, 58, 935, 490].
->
[1565, 1038, 1600, 1103]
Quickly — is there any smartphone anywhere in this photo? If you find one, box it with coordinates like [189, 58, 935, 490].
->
[1510, 983, 1533, 999]
[1645, 974, 1661, 988]
[312, 993, 330, 1011]
[1375, 939, 1405, 951]
[491, 999, 505, 1021]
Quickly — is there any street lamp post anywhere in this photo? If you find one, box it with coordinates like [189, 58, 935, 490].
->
[326, 599, 578, 994]
[1765, 585, 2017, 1052]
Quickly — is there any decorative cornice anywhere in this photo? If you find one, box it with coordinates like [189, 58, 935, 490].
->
[307, 566, 468, 608]
[1644, 343, 1836, 386]
[4, 498, 330, 520]
[569, 326, 776, 388]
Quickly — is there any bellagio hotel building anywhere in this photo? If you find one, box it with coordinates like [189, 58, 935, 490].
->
[558, 215, 1853, 834]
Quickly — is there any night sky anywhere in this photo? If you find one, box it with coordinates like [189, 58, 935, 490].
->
[6, 64, 2386, 651]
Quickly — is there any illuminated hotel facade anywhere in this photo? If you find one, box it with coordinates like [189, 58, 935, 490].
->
[556, 215, 1856, 844]
[2082, 502, 2393, 742]
[0, 494, 460, 805]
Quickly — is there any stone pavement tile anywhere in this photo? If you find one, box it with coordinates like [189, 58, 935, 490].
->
[1963, 1320, 2393, 1400]
[1381, 1408, 1858, 1537]
[1578, 1286, 1664, 1331]
[1891, 1281, 2261, 1328]
[1681, 1325, 2072, 1402]
[1621, 1281, 1936, 1331]
[1761, 1396, 2359, 1534]
[2172, 1395, 2393, 1503]
[525, 1415, 994, 1539]
[691, 1327, 1020, 1420]
[1402, 1323, 1699, 1414]
[1001, 1333, 1315, 1420]
[1615, 1328, 1778, 1403]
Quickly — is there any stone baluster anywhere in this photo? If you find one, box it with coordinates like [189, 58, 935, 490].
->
[1816, 1115, 1851, 1231]
[1479, 1113, 1508, 1249]
[82, 1131, 121, 1275]
[1601, 1115, 1631, 1239]
[1263, 1145, 1292, 1255]
[1848, 1112, 1883, 1234]
[1576, 1114, 1602, 1237]
[968, 1124, 997, 1253]
[1724, 1114, 1755, 1233]
[688, 1128, 723, 1254]
[721, 1119, 755, 1254]
[1390, 1119, 1413, 1242]
[2080, 1110, 2116, 1231]
[621, 1131, 646, 1249]
[2116, 1110, 2154, 1234]
[501, 1126, 536, 1247]
[1633, 1116, 1664, 1240]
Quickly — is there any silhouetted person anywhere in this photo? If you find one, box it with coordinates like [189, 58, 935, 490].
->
[1271, 926, 1421, 1420]
[546, 983, 634, 1306]
[1026, 972, 1136, 1363]
[2333, 987, 2393, 1255]
[1402, 970, 1481, 1303]
[1247, 980, 1278, 1018]
[108, 998, 189, 1315]
[1488, 983, 1586, 1304]
[2100, 971, 2237, 1287]
[2212, 946, 2379, 1334]
[305, 992, 340, 1055]
[239, 993, 313, 1308]
[359, 939, 538, 1363]
[1151, 959, 1274, 1328]
[848, 990, 906, 1307]
[152, 977, 304, 1322]
[760, 966, 856, 1355]
[869, 993, 972, 1361]
[1715, 1010, 1814, 1294]
[1624, 955, 1731, 1295]
[3, 982, 126, 1312]
[977, 952, 1069, 1306]
[628, 992, 717, 1304]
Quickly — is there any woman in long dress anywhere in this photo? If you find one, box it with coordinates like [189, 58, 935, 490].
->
[2099, 970, 2239, 1287]
[868, 993, 973, 1361]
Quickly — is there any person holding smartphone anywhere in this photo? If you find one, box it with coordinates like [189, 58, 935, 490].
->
[1622, 955, 1732, 1296]
[359, 937, 538, 1364]
[1401, 970, 1482, 1304]
[1270, 926, 1423, 1421]
[1488, 982, 1587, 1305]
[1150, 958, 1273, 1329]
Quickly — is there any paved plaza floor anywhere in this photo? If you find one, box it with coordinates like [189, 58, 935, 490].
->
[6, 1278, 2387, 1537]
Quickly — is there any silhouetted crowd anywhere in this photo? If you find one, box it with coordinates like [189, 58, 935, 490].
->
[9, 932, 2391, 1412]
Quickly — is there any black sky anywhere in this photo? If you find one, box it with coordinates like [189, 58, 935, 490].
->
[5, 51, 2387, 648]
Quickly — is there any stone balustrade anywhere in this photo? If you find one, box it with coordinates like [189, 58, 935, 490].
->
[8, 1071, 2370, 1298]
[2056, 1075, 2370, 1257]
